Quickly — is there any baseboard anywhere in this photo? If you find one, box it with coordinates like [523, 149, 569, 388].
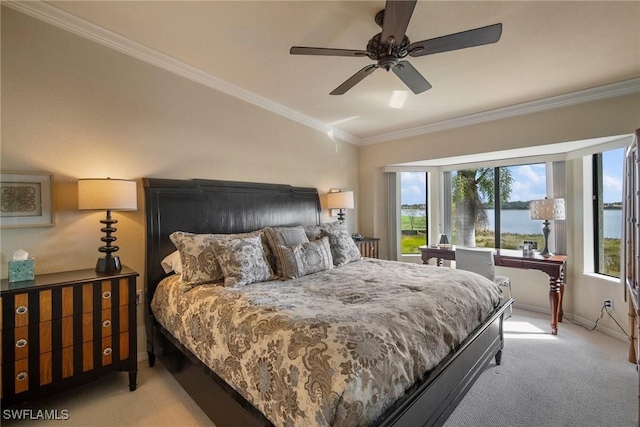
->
[514, 303, 629, 343]
[572, 314, 630, 343]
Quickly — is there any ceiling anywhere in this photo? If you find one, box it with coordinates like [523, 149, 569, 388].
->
[14, 1, 640, 145]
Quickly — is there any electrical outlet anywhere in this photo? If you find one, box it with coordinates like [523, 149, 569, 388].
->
[136, 290, 142, 305]
[604, 298, 613, 310]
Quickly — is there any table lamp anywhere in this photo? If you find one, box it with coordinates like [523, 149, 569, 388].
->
[529, 197, 565, 258]
[78, 178, 137, 272]
[327, 190, 354, 222]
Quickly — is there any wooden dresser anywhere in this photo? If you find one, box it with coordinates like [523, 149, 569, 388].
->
[1, 266, 138, 405]
[354, 237, 380, 259]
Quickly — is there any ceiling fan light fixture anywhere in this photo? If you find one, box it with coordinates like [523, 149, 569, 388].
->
[389, 91, 408, 109]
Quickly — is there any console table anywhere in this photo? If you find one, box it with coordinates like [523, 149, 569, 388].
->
[420, 246, 567, 335]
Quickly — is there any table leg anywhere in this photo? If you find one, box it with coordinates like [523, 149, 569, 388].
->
[437, 257, 443, 267]
[549, 276, 562, 335]
[558, 282, 564, 323]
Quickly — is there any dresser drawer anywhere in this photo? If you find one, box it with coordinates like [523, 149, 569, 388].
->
[1, 267, 138, 405]
[2, 305, 129, 364]
[3, 349, 63, 396]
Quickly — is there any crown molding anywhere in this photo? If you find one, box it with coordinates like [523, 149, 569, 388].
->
[360, 78, 640, 145]
[4, 1, 360, 145]
[6, 2, 638, 148]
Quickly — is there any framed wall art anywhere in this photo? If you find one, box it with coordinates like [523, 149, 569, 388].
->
[0, 172, 54, 228]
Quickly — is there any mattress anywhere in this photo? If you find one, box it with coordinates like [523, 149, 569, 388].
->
[151, 258, 503, 427]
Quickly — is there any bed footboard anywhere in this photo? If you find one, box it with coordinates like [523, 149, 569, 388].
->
[375, 298, 512, 427]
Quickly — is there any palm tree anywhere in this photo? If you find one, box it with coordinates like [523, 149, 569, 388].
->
[452, 168, 513, 247]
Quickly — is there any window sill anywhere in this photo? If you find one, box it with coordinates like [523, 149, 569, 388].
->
[583, 272, 621, 285]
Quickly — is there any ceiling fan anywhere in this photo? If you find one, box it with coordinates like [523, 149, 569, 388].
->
[290, 0, 502, 95]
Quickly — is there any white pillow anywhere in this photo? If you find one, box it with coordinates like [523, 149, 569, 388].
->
[161, 251, 183, 274]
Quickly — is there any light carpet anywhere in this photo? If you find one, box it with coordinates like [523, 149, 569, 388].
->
[2, 309, 636, 427]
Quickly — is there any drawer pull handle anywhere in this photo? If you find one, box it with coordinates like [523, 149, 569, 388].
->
[16, 371, 28, 382]
[102, 320, 112, 328]
[15, 339, 27, 348]
[103, 347, 112, 356]
[102, 291, 112, 299]
[15, 305, 28, 315]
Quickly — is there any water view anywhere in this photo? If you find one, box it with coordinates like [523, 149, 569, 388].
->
[401, 208, 622, 238]
[484, 209, 621, 238]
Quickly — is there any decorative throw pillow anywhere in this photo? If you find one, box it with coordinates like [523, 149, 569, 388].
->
[303, 222, 361, 267]
[170, 230, 273, 290]
[276, 237, 333, 279]
[169, 232, 223, 288]
[213, 235, 275, 287]
[303, 224, 324, 241]
[303, 222, 337, 241]
[264, 226, 309, 278]
[321, 224, 362, 267]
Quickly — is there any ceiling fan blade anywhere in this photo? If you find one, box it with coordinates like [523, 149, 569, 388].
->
[408, 23, 503, 57]
[380, 0, 417, 46]
[330, 65, 378, 95]
[392, 61, 432, 94]
[290, 46, 368, 57]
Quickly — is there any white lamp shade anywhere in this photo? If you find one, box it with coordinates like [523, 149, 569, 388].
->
[529, 198, 565, 220]
[78, 178, 137, 211]
[326, 191, 354, 209]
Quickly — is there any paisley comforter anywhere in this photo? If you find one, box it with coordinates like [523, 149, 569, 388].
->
[151, 258, 503, 427]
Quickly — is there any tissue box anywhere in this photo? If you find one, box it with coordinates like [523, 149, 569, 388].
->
[8, 259, 35, 283]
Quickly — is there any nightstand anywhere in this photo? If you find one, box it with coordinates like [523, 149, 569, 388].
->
[1, 266, 138, 405]
[354, 237, 380, 259]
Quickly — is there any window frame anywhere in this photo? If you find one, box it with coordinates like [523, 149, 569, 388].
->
[444, 162, 551, 250]
[591, 148, 624, 278]
[384, 133, 632, 265]
[398, 171, 429, 256]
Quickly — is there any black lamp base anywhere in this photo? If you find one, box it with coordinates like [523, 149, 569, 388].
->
[96, 256, 121, 273]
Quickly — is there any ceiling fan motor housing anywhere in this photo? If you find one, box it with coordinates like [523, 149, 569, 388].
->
[366, 33, 410, 62]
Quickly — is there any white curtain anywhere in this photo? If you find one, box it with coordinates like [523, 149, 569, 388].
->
[552, 161, 567, 255]
[387, 172, 398, 261]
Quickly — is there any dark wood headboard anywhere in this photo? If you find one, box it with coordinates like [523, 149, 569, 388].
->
[143, 178, 321, 298]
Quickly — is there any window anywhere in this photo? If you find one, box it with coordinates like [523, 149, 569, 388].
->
[447, 163, 549, 250]
[400, 172, 427, 254]
[499, 164, 547, 250]
[593, 147, 624, 277]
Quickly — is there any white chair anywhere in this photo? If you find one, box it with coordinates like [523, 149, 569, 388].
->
[455, 247, 512, 314]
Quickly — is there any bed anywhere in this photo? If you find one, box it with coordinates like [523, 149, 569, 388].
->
[143, 178, 512, 427]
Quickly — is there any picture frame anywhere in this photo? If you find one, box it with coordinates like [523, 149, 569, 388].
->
[0, 172, 54, 228]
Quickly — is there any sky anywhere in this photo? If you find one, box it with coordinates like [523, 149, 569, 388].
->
[400, 147, 624, 205]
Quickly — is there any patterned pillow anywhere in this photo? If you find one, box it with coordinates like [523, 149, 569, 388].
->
[213, 235, 275, 287]
[276, 237, 333, 279]
[264, 226, 309, 278]
[169, 230, 274, 290]
[304, 222, 361, 267]
[303, 224, 324, 241]
[169, 232, 223, 289]
[321, 225, 362, 267]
